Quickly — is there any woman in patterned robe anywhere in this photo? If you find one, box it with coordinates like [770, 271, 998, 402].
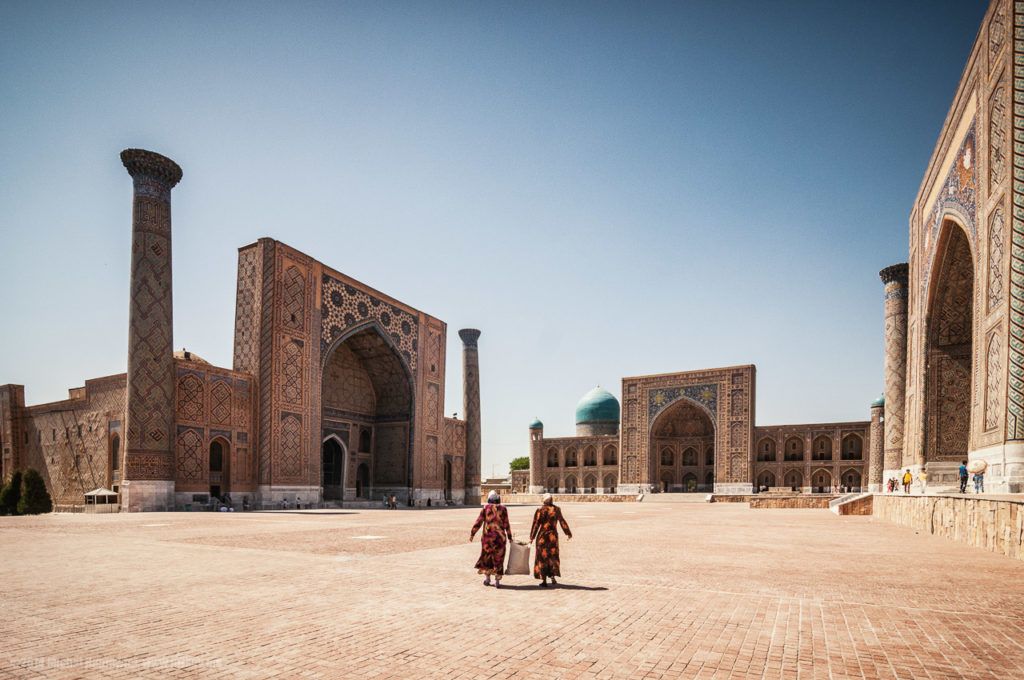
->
[470, 491, 513, 587]
[530, 493, 572, 587]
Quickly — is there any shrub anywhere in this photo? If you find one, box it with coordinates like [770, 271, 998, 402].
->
[0, 470, 23, 516]
[17, 469, 52, 515]
[509, 456, 530, 471]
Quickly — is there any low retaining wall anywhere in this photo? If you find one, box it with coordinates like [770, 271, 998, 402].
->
[713, 494, 838, 507]
[873, 494, 1024, 561]
[830, 494, 873, 515]
[491, 493, 638, 505]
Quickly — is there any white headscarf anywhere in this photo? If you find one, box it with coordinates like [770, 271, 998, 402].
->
[542, 493, 553, 505]
[487, 490, 500, 503]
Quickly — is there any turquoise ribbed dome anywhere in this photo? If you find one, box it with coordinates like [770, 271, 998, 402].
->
[871, 394, 885, 408]
[575, 387, 620, 425]
[529, 418, 544, 429]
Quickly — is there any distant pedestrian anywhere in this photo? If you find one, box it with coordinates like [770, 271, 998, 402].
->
[918, 468, 928, 495]
[389, 494, 397, 509]
[530, 493, 573, 588]
[958, 460, 969, 494]
[470, 491, 513, 587]
[902, 470, 913, 494]
[973, 470, 985, 494]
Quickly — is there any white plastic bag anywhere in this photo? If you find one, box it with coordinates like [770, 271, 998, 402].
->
[505, 540, 531, 575]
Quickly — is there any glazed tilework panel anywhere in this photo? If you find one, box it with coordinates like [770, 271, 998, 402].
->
[443, 418, 466, 458]
[172, 361, 255, 492]
[441, 418, 467, 491]
[922, 126, 977, 291]
[257, 241, 276, 485]
[269, 249, 316, 487]
[320, 275, 419, 372]
[124, 179, 176, 480]
[648, 385, 717, 423]
[1008, 1, 1024, 438]
[233, 245, 263, 376]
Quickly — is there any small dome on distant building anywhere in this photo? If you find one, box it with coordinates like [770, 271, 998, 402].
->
[529, 418, 544, 429]
[871, 394, 885, 408]
[575, 387, 620, 425]
[174, 349, 210, 365]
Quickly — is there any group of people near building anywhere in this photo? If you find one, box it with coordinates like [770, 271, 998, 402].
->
[885, 461, 986, 495]
[469, 491, 572, 588]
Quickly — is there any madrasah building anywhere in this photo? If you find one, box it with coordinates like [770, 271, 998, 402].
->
[0, 150, 482, 511]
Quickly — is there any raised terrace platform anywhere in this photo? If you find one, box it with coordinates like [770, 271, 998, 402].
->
[872, 493, 1024, 562]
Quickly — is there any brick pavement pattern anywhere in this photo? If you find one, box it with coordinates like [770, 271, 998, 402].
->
[2, 502, 1024, 679]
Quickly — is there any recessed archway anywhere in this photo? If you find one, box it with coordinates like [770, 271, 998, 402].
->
[923, 221, 974, 466]
[756, 470, 776, 491]
[209, 437, 229, 499]
[321, 435, 346, 502]
[649, 397, 715, 492]
[321, 324, 414, 504]
[812, 469, 832, 494]
[841, 468, 862, 492]
[443, 459, 453, 502]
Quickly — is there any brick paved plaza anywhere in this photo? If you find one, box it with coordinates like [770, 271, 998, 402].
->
[2, 501, 1024, 679]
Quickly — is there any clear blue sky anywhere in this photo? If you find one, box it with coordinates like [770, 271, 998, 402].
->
[0, 0, 989, 477]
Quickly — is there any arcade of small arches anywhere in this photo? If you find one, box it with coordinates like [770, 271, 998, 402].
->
[542, 442, 619, 494]
[751, 430, 868, 493]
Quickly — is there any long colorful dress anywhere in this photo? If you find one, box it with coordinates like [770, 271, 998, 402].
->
[470, 503, 512, 576]
[530, 504, 572, 579]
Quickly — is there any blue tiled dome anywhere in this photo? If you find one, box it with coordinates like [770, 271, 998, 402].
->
[529, 418, 544, 429]
[871, 394, 885, 408]
[575, 387, 620, 425]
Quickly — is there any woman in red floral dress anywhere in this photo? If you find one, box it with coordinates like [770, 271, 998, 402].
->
[470, 491, 513, 587]
[530, 493, 572, 587]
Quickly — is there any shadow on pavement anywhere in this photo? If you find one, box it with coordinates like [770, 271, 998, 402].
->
[497, 583, 608, 591]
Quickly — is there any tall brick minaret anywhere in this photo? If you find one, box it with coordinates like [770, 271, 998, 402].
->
[867, 395, 885, 491]
[459, 329, 482, 505]
[880, 263, 909, 477]
[120, 149, 182, 512]
[528, 419, 544, 493]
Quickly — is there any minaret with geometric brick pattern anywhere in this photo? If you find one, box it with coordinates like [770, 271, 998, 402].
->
[119, 149, 182, 511]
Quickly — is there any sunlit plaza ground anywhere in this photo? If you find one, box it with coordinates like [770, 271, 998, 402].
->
[2, 501, 1023, 679]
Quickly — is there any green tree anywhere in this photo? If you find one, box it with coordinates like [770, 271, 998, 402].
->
[0, 470, 23, 516]
[17, 469, 52, 515]
[509, 456, 530, 471]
